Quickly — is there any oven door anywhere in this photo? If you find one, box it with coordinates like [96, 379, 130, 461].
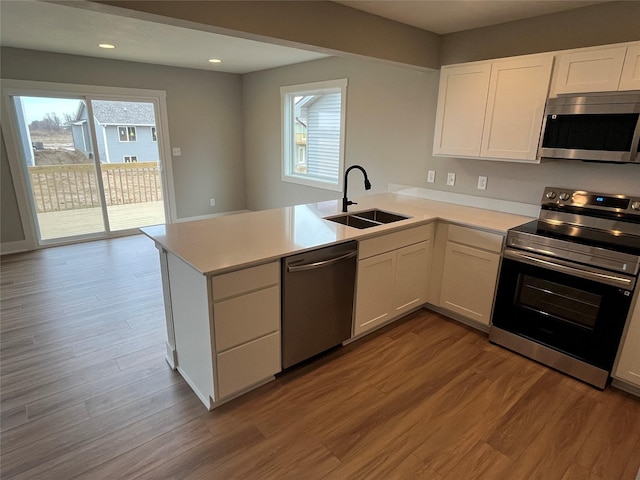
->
[492, 249, 634, 371]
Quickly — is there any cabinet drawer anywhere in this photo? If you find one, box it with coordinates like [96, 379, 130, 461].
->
[359, 224, 431, 259]
[447, 224, 503, 253]
[213, 285, 280, 352]
[211, 261, 279, 301]
[216, 332, 281, 399]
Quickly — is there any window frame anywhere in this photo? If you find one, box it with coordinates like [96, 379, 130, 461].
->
[123, 155, 138, 163]
[281, 78, 348, 192]
[118, 125, 137, 142]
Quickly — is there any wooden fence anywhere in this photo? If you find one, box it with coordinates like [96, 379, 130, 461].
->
[28, 162, 162, 213]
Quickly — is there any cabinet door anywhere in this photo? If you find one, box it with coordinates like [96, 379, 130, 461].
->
[354, 251, 396, 336]
[619, 45, 640, 91]
[393, 241, 430, 315]
[553, 47, 626, 94]
[433, 63, 491, 157]
[614, 297, 640, 387]
[439, 242, 500, 325]
[480, 55, 553, 161]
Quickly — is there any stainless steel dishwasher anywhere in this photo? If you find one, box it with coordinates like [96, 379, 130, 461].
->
[281, 241, 357, 369]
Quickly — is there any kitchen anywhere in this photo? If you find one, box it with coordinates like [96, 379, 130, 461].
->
[1, 1, 640, 478]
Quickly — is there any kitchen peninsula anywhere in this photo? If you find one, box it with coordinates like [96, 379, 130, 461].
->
[142, 192, 535, 409]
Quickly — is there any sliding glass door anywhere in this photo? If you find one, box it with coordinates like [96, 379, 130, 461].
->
[6, 91, 167, 246]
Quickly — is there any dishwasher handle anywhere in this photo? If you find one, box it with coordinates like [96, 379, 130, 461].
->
[287, 250, 357, 273]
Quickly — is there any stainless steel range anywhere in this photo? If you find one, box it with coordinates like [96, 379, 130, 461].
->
[490, 187, 640, 389]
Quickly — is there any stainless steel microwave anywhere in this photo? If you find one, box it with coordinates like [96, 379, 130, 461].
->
[538, 93, 640, 163]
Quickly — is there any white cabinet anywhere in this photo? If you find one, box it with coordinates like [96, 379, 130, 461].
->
[431, 224, 503, 327]
[620, 45, 640, 91]
[433, 54, 552, 163]
[167, 256, 280, 409]
[480, 56, 553, 161]
[551, 42, 640, 95]
[433, 62, 491, 158]
[211, 262, 281, 400]
[614, 292, 640, 388]
[354, 225, 432, 336]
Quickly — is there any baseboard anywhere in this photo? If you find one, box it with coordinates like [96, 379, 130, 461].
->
[0, 239, 30, 255]
[611, 378, 640, 398]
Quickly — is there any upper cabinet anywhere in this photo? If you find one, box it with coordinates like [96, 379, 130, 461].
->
[433, 62, 491, 158]
[550, 43, 640, 95]
[433, 54, 553, 163]
[619, 45, 640, 91]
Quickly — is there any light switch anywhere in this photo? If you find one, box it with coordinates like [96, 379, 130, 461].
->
[477, 176, 487, 190]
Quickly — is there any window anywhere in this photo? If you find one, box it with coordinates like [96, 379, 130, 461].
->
[118, 126, 137, 142]
[281, 79, 347, 191]
[151, 127, 157, 142]
[123, 155, 138, 163]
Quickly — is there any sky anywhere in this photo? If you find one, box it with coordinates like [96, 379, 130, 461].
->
[19, 96, 83, 124]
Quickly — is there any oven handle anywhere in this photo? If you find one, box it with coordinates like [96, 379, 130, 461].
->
[503, 249, 636, 290]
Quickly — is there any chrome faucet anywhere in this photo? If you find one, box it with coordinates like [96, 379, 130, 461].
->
[342, 165, 372, 212]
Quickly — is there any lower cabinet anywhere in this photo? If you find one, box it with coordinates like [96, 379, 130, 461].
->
[614, 292, 640, 389]
[431, 223, 503, 327]
[167, 254, 281, 409]
[353, 225, 432, 336]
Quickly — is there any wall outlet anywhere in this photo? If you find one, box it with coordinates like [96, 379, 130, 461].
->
[209, 198, 216, 207]
[446, 172, 456, 186]
[477, 176, 487, 190]
[172, 147, 181, 156]
[427, 170, 436, 183]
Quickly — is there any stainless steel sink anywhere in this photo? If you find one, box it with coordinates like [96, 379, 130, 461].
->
[325, 209, 411, 229]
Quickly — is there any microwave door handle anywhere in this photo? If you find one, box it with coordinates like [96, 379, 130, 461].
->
[503, 249, 635, 289]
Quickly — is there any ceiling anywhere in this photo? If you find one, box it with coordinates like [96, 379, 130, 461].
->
[0, 0, 612, 74]
[335, 0, 610, 35]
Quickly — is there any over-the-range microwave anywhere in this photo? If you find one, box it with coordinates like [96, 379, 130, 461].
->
[538, 92, 640, 164]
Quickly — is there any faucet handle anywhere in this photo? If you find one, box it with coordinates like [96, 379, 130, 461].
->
[349, 201, 357, 206]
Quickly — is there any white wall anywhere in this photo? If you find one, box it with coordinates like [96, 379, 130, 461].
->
[243, 55, 640, 211]
[242, 56, 439, 210]
[0, 47, 247, 230]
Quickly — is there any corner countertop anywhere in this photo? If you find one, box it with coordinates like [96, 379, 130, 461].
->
[141, 192, 534, 276]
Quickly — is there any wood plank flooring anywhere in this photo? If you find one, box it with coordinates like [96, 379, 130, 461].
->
[1, 234, 639, 479]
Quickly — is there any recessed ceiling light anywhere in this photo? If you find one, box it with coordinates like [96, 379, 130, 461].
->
[208, 58, 222, 64]
[98, 43, 116, 49]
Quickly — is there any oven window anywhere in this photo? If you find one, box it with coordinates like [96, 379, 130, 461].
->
[516, 275, 601, 329]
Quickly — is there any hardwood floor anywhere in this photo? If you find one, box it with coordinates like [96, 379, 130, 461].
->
[1, 234, 639, 479]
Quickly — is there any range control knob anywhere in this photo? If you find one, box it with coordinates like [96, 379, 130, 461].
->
[631, 201, 640, 211]
[546, 191, 557, 199]
[559, 192, 571, 201]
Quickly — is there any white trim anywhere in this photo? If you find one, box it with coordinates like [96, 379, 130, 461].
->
[281, 78, 348, 193]
[0, 79, 177, 248]
[388, 184, 540, 218]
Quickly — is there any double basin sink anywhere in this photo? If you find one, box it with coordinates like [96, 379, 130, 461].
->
[325, 208, 411, 229]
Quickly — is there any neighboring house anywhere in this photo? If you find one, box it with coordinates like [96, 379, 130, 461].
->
[294, 93, 341, 180]
[71, 100, 159, 163]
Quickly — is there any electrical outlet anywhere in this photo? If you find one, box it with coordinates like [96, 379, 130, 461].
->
[427, 170, 436, 183]
[209, 198, 216, 207]
[172, 147, 181, 156]
[477, 176, 487, 190]
[447, 172, 456, 186]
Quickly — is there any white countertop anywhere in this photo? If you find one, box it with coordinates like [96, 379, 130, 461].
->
[141, 192, 534, 276]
